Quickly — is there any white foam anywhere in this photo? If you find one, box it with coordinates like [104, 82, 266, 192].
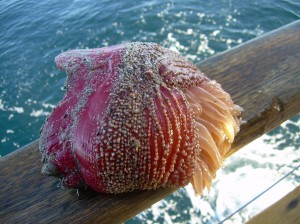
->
[12, 106, 24, 113]
[211, 30, 220, 36]
[0, 99, 24, 114]
[30, 109, 50, 117]
[42, 103, 55, 109]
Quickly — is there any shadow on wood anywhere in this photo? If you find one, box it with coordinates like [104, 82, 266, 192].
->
[1, 20, 300, 223]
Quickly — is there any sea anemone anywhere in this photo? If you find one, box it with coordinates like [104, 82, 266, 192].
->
[39, 42, 242, 195]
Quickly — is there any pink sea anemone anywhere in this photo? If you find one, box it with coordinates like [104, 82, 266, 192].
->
[39, 42, 242, 195]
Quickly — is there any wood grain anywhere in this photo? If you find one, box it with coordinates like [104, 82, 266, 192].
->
[247, 185, 300, 224]
[1, 20, 300, 224]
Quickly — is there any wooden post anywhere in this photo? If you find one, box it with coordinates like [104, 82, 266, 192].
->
[247, 185, 300, 224]
[1, 20, 300, 224]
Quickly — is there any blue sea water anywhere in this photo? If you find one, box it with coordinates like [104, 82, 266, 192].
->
[1, 0, 300, 223]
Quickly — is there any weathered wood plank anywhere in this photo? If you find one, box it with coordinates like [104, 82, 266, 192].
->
[247, 185, 300, 224]
[1, 20, 300, 224]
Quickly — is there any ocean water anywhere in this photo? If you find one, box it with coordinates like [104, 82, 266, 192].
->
[1, 0, 300, 223]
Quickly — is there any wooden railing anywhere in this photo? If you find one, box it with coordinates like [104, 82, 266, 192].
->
[1, 20, 300, 224]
